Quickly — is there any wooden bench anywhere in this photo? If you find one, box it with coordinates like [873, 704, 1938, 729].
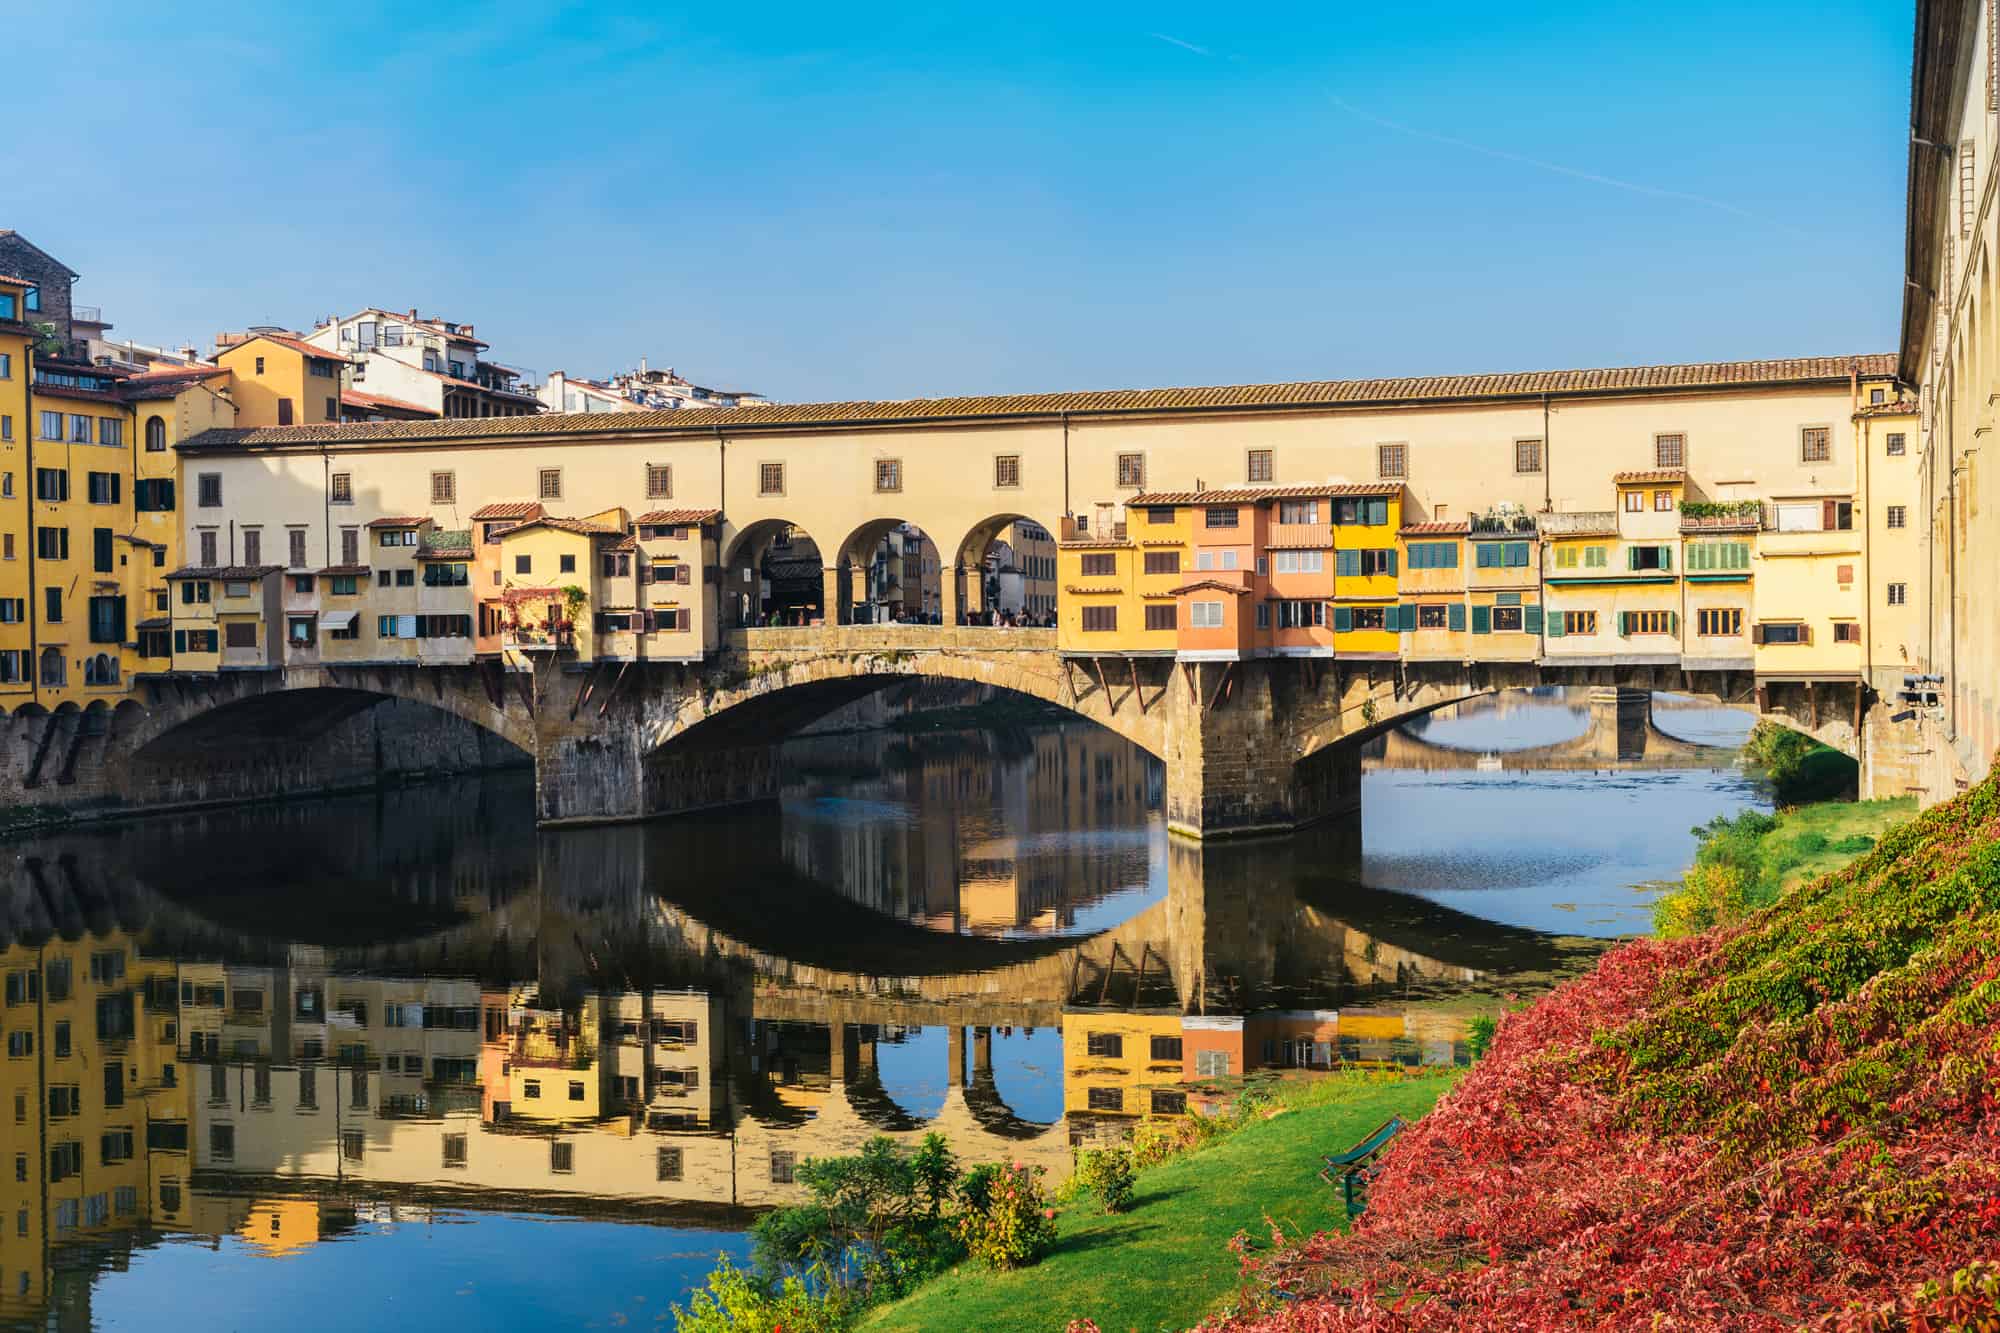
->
[1319, 1114, 1408, 1219]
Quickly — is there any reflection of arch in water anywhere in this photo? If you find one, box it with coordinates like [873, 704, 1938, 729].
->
[1367, 688, 1733, 771]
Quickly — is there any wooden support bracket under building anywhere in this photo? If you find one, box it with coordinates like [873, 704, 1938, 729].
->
[1205, 661, 1234, 714]
[598, 660, 633, 718]
[514, 670, 537, 717]
[1089, 656, 1112, 706]
[1181, 660, 1199, 705]
[1127, 656, 1146, 713]
[1807, 679, 1819, 730]
[480, 660, 505, 710]
[1852, 681, 1863, 740]
[571, 663, 602, 721]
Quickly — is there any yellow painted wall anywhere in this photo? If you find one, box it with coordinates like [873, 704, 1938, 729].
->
[0, 307, 29, 708]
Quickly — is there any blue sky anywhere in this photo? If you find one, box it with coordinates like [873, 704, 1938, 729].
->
[0, 1, 1913, 402]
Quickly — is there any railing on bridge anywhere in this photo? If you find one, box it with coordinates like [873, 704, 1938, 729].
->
[729, 625, 1057, 653]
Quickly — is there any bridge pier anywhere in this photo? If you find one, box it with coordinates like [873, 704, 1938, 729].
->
[1162, 661, 1365, 839]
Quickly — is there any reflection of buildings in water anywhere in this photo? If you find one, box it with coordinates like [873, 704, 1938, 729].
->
[778, 727, 1165, 934]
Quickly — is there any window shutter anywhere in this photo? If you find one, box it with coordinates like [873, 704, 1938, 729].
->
[1661, 546, 1672, 572]
[1333, 605, 1353, 632]
[1385, 549, 1398, 576]
[1448, 602, 1466, 632]
[398, 614, 416, 638]
[1627, 547, 1639, 571]
[1475, 543, 1493, 569]
[1367, 499, 1387, 525]
[1545, 608, 1564, 638]
[1471, 604, 1490, 634]
[1337, 549, 1358, 577]
[1799, 622, 1813, 645]
[1619, 611, 1632, 636]
[1667, 610, 1678, 636]
[1524, 604, 1543, 635]
[1751, 623, 1766, 645]
[1446, 542, 1459, 568]
[1822, 499, 1837, 531]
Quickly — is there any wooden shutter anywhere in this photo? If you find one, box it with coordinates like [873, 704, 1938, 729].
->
[1336, 550, 1358, 577]
[1619, 611, 1632, 636]
[677, 564, 691, 585]
[1471, 604, 1490, 634]
[1448, 602, 1466, 632]
[1822, 499, 1838, 531]
[1751, 622, 1765, 645]
[1333, 606, 1353, 632]
[1667, 610, 1678, 636]
[1627, 547, 1639, 571]
[1524, 604, 1544, 635]
[1798, 622, 1813, 645]
[1545, 608, 1564, 638]
[1661, 546, 1672, 572]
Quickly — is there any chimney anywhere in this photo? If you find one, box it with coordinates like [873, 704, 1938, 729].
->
[640, 356, 648, 375]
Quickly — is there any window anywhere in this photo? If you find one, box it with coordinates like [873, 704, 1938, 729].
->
[1623, 489, 1644, 512]
[770, 1150, 796, 1184]
[1360, 548, 1397, 576]
[1190, 600, 1226, 628]
[1686, 542, 1750, 571]
[1418, 603, 1448, 628]
[199, 529, 218, 565]
[197, 473, 222, 507]
[1622, 610, 1674, 636]
[224, 622, 257, 650]
[1886, 505, 1907, 529]
[1560, 610, 1598, 635]
[241, 527, 262, 566]
[1655, 433, 1685, 468]
[145, 417, 166, 451]
[1116, 453, 1145, 487]
[277, 398, 294, 425]
[646, 463, 672, 499]
[1654, 490, 1674, 511]
[568, 1080, 585, 1101]
[1272, 550, 1323, 573]
[534, 467, 563, 501]
[339, 1129, 364, 1162]
[758, 462, 783, 495]
[1204, 507, 1238, 528]
[1079, 553, 1116, 576]
[442, 1134, 468, 1168]
[1246, 448, 1273, 482]
[209, 1124, 235, 1161]
[1377, 442, 1406, 478]
[558, 553, 576, 574]
[36, 527, 68, 560]
[135, 478, 175, 511]
[1697, 607, 1742, 636]
[1514, 438, 1543, 473]
[1628, 545, 1671, 572]
[1801, 427, 1831, 463]
[40, 410, 61, 439]
[423, 471, 456, 506]
[601, 551, 632, 578]
[1142, 551, 1180, 575]
[99, 419, 122, 447]
[330, 472, 353, 504]
[1886, 433, 1907, 456]
[874, 459, 902, 492]
[1087, 1087, 1124, 1112]
[35, 467, 67, 501]
[288, 528, 308, 568]
[1081, 606, 1116, 632]
[1887, 582, 1908, 606]
[994, 455, 1020, 488]
[1278, 500, 1319, 524]
[657, 1147, 684, 1181]
[69, 414, 92, 444]
[1833, 621, 1861, 643]
[1085, 1031, 1124, 1058]
[1194, 549, 1239, 571]
[1144, 604, 1177, 631]
[1758, 622, 1806, 645]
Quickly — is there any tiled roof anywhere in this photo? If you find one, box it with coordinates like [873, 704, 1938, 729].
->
[0, 272, 36, 288]
[415, 545, 474, 560]
[316, 565, 372, 577]
[497, 516, 622, 539]
[1613, 469, 1687, 485]
[342, 388, 437, 417]
[34, 382, 124, 404]
[225, 332, 353, 364]
[1130, 482, 1404, 506]
[470, 501, 543, 521]
[1168, 579, 1254, 596]
[1855, 399, 1918, 417]
[174, 354, 1899, 451]
[366, 516, 429, 528]
[1399, 521, 1470, 535]
[166, 564, 281, 580]
[635, 508, 723, 525]
[596, 535, 638, 552]
[123, 367, 230, 401]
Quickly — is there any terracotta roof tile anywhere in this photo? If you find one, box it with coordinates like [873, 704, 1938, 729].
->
[497, 516, 622, 539]
[1399, 521, 1471, 535]
[470, 501, 543, 521]
[166, 564, 282, 580]
[342, 388, 437, 417]
[415, 546, 474, 560]
[1130, 482, 1403, 506]
[175, 354, 1900, 451]
[635, 509, 724, 525]
[366, 516, 429, 528]
[1167, 579, 1255, 596]
[1613, 469, 1687, 485]
[316, 565, 372, 577]
[226, 332, 354, 364]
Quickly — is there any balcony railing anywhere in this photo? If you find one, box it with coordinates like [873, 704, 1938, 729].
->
[1469, 512, 1537, 534]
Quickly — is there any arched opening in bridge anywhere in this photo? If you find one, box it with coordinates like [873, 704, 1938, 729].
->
[720, 518, 826, 628]
[831, 518, 947, 625]
[954, 512, 1060, 628]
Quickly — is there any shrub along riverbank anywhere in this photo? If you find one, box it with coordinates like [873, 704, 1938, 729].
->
[1211, 765, 2000, 1330]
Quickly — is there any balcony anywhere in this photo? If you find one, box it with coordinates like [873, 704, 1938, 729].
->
[1679, 502, 1764, 534]
[1470, 512, 1537, 535]
[1536, 510, 1618, 538]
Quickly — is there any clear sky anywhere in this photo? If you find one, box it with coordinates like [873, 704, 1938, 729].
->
[0, 1, 1914, 403]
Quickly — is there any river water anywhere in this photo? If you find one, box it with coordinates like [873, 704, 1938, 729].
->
[0, 688, 1760, 1329]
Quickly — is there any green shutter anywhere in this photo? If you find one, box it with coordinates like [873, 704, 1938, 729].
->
[1367, 498, 1388, 526]
[1385, 549, 1398, 576]
[1509, 542, 1528, 567]
[1471, 604, 1491, 634]
[1619, 611, 1632, 636]
[1446, 542, 1459, 568]
[1333, 605, 1353, 632]
[1668, 610, 1679, 637]
[1627, 547, 1639, 571]
[1524, 604, 1543, 635]
[1448, 602, 1466, 632]
[1475, 543, 1495, 569]
[1586, 545, 1606, 568]
[1337, 549, 1359, 578]
[1661, 545, 1672, 572]
[1545, 607, 1564, 637]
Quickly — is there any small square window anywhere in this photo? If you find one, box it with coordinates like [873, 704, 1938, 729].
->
[1116, 453, 1145, 488]
[1514, 439, 1542, 474]
[874, 459, 902, 492]
[770, 1150, 796, 1184]
[1886, 433, 1907, 456]
[759, 462, 784, 496]
[994, 455, 1020, 488]
[1377, 442, 1406, 479]
[1801, 427, 1831, 463]
[646, 464, 672, 499]
[1246, 449, 1273, 483]
[1654, 433, 1685, 469]
[330, 473, 353, 504]
[538, 468, 562, 500]
[430, 472, 456, 505]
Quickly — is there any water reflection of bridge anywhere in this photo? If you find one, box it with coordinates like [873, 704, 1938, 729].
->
[1368, 687, 1743, 772]
[0, 752, 1607, 1324]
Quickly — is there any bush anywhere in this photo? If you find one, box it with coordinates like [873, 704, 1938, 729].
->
[1069, 1147, 1136, 1213]
[1465, 1014, 1497, 1061]
[1129, 1111, 1227, 1168]
[748, 1134, 964, 1302]
[672, 1256, 853, 1332]
[955, 1163, 1059, 1270]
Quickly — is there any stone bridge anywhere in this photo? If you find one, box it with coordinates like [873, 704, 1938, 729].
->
[2, 626, 1864, 837]
[1367, 688, 1745, 773]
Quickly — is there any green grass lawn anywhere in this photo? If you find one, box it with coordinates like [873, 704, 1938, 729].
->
[861, 1073, 1456, 1333]
[1764, 796, 1916, 892]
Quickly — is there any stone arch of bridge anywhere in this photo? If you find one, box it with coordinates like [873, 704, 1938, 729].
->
[952, 509, 1064, 627]
[639, 650, 1167, 762]
[719, 516, 831, 628]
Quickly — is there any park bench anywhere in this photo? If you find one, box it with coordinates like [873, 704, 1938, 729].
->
[1319, 1114, 1408, 1219]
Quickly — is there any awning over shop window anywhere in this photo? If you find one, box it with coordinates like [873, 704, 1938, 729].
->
[318, 610, 358, 630]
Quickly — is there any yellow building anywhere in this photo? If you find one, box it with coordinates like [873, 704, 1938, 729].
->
[1062, 1010, 1189, 1118]
[1853, 378, 1923, 693]
[213, 333, 350, 429]
[1396, 520, 1469, 660]
[1058, 507, 1175, 656]
[0, 276, 32, 704]
[166, 565, 283, 671]
[1329, 485, 1402, 657]
[1464, 510, 1542, 660]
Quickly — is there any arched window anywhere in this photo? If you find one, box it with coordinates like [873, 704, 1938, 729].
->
[145, 417, 166, 452]
[38, 648, 65, 687]
[84, 654, 118, 685]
